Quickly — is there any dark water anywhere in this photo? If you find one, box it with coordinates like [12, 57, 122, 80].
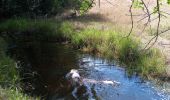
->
[10, 42, 170, 100]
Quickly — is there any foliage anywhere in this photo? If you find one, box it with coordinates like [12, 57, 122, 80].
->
[168, 0, 170, 4]
[0, 37, 19, 87]
[133, 0, 170, 7]
[0, 37, 40, 99]
[70, 28, 165, 77]
[0, 0, 94, 18]
[132, 0, 144, 9]
[0, 87, 38, 100]
[0, 18, 166, 80]
[0, 19, 75, 42]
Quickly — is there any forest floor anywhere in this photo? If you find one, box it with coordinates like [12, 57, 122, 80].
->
[71, 0, 170, 76]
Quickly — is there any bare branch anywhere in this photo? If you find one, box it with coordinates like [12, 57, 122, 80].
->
[105, 0, 117, 6]
[143, 0, 161, 50]
[124, 0, 134, 38]
[137, 12, 154, 22]
[139, 0, 151, 34]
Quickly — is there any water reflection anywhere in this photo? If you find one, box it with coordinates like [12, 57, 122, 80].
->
[79, 55, 170, 100]
[9, 42, 170, 100]
[9, 42, 80, 99]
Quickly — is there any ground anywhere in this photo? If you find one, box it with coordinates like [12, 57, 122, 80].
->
[72, 0, 170, 75]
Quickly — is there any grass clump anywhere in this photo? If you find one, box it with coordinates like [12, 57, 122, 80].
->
[0, 18, 166, 78]
[0, 37, 19, 86]
[0, 87, 37, 100]
[0, 37, 36, 99]
[70, 28, 166, 78]
[0, 19, 74, 42]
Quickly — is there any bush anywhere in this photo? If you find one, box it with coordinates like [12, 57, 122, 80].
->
[0, 19, 72, 41]
[0, 0, 94, 18]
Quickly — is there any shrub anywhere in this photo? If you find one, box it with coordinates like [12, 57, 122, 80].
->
[0, 19, 75, 42]
[0, 0, 94, 18]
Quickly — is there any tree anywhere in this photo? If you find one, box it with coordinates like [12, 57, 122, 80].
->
[0, 0, 94, 18]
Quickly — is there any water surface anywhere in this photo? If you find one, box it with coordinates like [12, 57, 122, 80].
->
[10, 42, 170, 100]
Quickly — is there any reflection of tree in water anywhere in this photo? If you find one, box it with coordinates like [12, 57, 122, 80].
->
[9, 41, 80, 99]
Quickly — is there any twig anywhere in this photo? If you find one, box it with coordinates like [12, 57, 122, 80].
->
[105, 0, 117, 6]
[143, 0, 161, 50]
[137, 12, 154, 22]
[124, 0, 134, 38]
[139, 0, 151, 34]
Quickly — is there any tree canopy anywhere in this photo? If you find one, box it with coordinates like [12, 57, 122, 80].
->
[0, 0, 94, 18]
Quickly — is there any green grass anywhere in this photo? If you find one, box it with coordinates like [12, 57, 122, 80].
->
[0, 87, 38, 100]
[0, 37, 19, 86]
[0, 19, 75, 99]
[70, 28, 166, 77]
[0, 18, 167, 99]
[0, 37, 38, 99]
[0, 18, 74, 42]
[0, 18, 166, 79]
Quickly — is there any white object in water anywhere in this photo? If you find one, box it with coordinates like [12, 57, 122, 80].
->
[102, 80, 115, 85]
[66, 69, 80, 79]
[83, 79, 120, 85]
[70, 69, 80, 79]
[102, 80, 120, 85]
[66, 69, 83, 87]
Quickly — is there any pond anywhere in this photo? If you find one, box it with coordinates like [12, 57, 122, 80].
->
[9, 42, 170, 100]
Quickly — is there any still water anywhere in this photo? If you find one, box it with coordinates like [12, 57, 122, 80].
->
[10, 42, 170, 100]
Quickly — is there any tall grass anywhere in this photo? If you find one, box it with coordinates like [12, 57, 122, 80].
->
[0, 18, 166, 78]
[0, 37, 19, 86]
[0, 87, 38, 100]
[0, 37, 36, 99]
[70, 28, 166, 78]
[0, 19, 74, 42]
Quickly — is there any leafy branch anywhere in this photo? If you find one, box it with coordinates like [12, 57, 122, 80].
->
[128, 0, 170, 50]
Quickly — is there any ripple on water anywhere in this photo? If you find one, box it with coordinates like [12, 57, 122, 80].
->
[78, 54, 170, 100]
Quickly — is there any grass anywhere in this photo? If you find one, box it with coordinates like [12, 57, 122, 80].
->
[0, 18, 167, 77]
[0, 19, 166, 78]
[0, 87, 38, 100]
[70, 28, 166, 77]
[0, 18, 74, 42]
[0, 37, 38, 99]
[0, 18, 167, 99]
[0, 19, 74, 99]
[0, 37, 19, 86]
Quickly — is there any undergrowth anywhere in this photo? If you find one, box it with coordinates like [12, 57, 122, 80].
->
[0, 19, 166, 91]
[0, 37, 36, 99]
[70, 28, 166, 77]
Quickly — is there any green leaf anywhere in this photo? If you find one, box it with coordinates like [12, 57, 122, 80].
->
[132, 0, 144, 9]
[167, 0, 170, 4]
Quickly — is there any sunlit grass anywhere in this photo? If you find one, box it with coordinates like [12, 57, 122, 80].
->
[0, 87, 38, 100]
[70, 28, 166, 78]
[0, 18, 166, 80]
[0, 19, 75, 42]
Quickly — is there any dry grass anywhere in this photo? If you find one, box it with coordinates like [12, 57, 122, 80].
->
[75, 0, 170, 76]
